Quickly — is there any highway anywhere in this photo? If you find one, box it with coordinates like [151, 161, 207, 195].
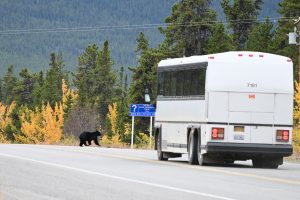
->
[0, 144, 299, 200]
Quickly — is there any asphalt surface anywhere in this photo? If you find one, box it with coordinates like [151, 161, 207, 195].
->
[0, 144, 299, 200]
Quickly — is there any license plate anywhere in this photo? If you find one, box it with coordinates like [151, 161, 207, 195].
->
[234, 134, 244, 140]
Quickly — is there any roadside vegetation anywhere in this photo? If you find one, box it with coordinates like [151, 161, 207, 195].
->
[0, 0, 299, 153]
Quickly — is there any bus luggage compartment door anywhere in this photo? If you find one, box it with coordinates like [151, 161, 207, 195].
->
[229, 92, 275, 144]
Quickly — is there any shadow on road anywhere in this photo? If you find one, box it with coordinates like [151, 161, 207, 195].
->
[167, 159, 253, 169]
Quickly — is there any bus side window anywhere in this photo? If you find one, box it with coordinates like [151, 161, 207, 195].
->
[183, 70, 192, 96]
[170, 71, 177, 96]
[158, 65, 206, 97]
[176, 71, 184, 96]
[157, 72, 164, 96]
[164, 71, 171, 96]
[191, 69, 200, 95]
[199, 68, 206, 95]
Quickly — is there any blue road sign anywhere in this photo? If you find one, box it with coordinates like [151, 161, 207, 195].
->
[130, 104, 155, 117]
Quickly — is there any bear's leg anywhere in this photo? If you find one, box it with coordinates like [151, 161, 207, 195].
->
[79, 139, 84, 147]
[94, 138, 100, 146]
[88, 140, 92, 146]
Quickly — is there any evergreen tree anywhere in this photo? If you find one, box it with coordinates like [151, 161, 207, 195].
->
[43, 53, 68, 107]
[32, 71, 45, 108]
[272, 0, 300, 80]
[1, 65, 17, 104]
[14, 68, 37, 108]
[73, 41, 116, 125]
[124, 74, 128, 95]
[130, 33, 159, 105]
[245, 18, 274, 53]
[74, 44, 99, 105]
[116, 66, 126, 111]
[221, 0, 263, 49]
[205, 23, 237, 54]
[130, 33, 165, 133]
[63, 92, 74, 119]
[0, 79, 2, 101]
[159, 0, 217, 56]
[114, 66, 130, 142]
[94, 41, 117, 123]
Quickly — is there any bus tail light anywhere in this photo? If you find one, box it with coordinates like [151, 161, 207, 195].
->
[276, 130, 289, 142]
[212, 128, 224, 140]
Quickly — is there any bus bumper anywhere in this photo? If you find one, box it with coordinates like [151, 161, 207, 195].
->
[203, 142, 293, 157]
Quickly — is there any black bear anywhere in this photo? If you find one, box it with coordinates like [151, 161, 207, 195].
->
[79, 130, 102, 147]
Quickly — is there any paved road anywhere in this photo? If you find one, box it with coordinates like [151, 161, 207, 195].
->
[0, 144, 299, 200]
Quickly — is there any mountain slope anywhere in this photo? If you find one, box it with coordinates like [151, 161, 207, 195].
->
[0, 0, 281, 75]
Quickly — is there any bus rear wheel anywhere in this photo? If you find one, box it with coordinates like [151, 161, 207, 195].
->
[157, 131, 167, 161]
[198, 151, 205, 166]
[188, 133, 199, 165]
[252, 157, 281, 169]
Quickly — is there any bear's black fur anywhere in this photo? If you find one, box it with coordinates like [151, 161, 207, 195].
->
[79, 131, 102, 147]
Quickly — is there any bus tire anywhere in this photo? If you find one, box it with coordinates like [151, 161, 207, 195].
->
[188, 133, 199, 165]
[264, 164, 279, 169]
[252, 158, 264, 168]
[197, 136, 205, 166]
[198, 153, 204, 166]
[252, 158, 280, 169]
[157, 131, 167, 161]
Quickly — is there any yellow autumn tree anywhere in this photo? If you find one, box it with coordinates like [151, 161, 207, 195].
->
[62, 78, 78, 110]
[108, 102, 118, 137]
[15, 103, 63, 144]
[62, 78, 68, 107]
[0, 101, 16, 143]
[14, 79, 75, 144]
[54, 102, 64, 129]
[41, 103, 62, 144]
[293, 81, 300, 152]
[15, 106, 43, 144]
[101, 102, 122, 146]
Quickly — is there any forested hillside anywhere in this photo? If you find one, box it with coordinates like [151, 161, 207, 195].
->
[1, 0, 299, 152]
[0, 0, 280, 75]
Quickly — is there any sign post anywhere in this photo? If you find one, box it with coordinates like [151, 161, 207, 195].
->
[130, 104, 155, 149]
[149, 116, 153, 148]
[131, 116, 134, 149]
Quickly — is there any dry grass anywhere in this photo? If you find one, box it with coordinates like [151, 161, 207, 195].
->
[285, 152, 300, 162]
[57, 134, 79, 146]
[56, 133, 154, 150]
[100, 135, 154, 149]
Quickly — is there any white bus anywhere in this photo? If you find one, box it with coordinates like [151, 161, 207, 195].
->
[154, 51, 293, 168]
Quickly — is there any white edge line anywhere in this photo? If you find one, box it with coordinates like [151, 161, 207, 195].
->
[0, 153, 237, 200]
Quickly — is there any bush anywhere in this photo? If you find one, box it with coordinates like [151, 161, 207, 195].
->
[58, 134, 78, 146]
[101, 134, 125, 148]
[293, 128, 300, 153]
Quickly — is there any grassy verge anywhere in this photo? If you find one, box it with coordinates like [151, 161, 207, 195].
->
[58, 134, 154, 149]
[285, 152, 300, 162]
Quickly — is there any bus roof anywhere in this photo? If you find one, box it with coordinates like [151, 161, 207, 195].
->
[158, 51, 294, 94]
[158, 51, 292, 68]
